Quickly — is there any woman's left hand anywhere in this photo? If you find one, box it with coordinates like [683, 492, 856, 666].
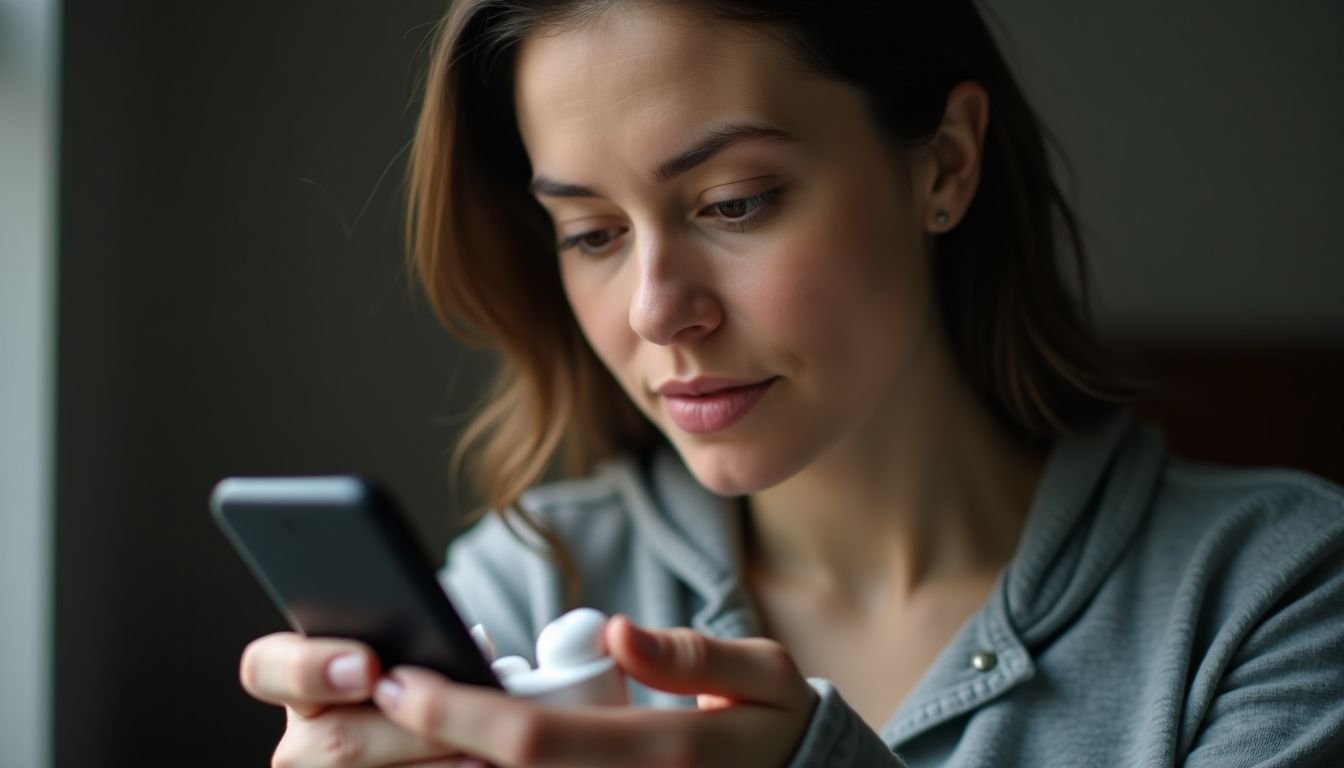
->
[371, 615, 817, 768]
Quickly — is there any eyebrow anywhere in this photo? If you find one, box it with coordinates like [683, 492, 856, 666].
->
[528, 122, 797, 199]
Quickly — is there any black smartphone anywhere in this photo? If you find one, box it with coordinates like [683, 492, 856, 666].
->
[210, 475, 502, 689]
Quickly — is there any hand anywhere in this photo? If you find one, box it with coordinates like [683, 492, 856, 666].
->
[239, 632, 466, 767]
[371, 616, 818, 768]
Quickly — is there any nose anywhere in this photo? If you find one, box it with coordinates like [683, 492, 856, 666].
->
[628, 236, 722, 346]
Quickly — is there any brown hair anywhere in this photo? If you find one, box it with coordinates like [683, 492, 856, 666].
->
[407, 0, 1133, 539]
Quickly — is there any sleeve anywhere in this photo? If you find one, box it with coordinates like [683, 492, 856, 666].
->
[1182, 517, 1344, 767]
[785, 678, 909, 768]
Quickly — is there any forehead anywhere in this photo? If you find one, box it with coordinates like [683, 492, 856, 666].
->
[513, 5, 817, 182]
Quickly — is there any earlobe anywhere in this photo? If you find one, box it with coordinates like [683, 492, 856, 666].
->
[924, 81, 990, 234]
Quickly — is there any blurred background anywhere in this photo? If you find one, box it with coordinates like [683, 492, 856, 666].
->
[1, 0, 1340, 765]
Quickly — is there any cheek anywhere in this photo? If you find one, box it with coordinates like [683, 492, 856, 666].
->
[561, 265, 638, 378]
[738, 195, 931, 381]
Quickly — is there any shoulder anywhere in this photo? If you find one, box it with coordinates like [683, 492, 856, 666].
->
[1145, 457, 1344, 571]
[1020, 425, 1344, 762]
[1039, 414, 1344, 646]
[1071, 411, 1344, 572]
[1128, 452, 1344, 655]
[1160, 458, 1343, 519]
[1137, 460, 1344, 762]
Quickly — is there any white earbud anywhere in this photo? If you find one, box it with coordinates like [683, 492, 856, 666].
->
[480, 607, 629, 707]
[536, 606, 608, 669]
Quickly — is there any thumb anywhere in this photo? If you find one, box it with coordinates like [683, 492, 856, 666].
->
[605, 615, 811, 709]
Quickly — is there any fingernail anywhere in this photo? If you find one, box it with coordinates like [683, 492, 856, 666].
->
[374, 676, 404, 711]
[629, 623, 660, 660]
[326, 653, 369, 693]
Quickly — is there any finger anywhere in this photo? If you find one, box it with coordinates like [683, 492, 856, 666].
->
[273, 704, 455, 768]
[373, 669, 541, 765]
[241, 632, 381, 710]
[604, 615, 814, 708]
[375, 667, 791, 768]
[375, 667, 649, 767]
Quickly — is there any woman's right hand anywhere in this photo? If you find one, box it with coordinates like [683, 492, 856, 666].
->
[240, 632, 469, 768]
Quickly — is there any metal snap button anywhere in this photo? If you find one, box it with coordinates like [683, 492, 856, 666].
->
[971, 650, 998, 672]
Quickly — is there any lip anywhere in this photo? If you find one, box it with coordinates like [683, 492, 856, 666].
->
[656, 376, 777, 434]
[655, 376, 771, 397]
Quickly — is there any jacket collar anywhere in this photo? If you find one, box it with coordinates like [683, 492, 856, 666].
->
[608, 449, 761, 638]
[611, 410, 1165, 743]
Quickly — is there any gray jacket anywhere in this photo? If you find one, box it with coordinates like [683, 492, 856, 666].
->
[440, 412, 1344, 766]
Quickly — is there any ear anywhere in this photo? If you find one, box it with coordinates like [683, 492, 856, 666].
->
[919, 80, 990, 234]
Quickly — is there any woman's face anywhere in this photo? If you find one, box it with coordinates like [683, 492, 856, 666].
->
[515, 5, 939, 495]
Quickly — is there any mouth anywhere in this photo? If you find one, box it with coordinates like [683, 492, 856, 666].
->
[656, 376, 778, 434]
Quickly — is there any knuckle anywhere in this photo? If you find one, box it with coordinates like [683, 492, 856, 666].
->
[272, 711, 368, 768]
[667, 629, 711, 674]
[407, 686, 447, 736]
[764, 642, 798, 677]
[315, 716, 368, 767]
[752, 638, 798, 678]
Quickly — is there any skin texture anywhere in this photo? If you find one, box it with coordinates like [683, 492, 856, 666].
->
[239, 3, 1046, 765]
[521, 7, 937, 497]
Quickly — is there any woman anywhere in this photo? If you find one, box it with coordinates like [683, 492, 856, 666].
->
[239, 1, 1344, 766]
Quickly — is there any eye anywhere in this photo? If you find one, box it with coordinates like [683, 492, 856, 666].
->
[580, 230, 612, 248]
[700, 187, 784, 231]
[714, 198, 752, 219]
[558, 226, 628, 257]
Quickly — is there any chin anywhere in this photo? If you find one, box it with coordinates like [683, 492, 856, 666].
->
[674, 439, 810, 497]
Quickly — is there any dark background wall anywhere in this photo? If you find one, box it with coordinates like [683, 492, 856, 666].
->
[54, 1, 474, 765]
[47, 2, 1343, 767]
[992, 0, 1344, 338]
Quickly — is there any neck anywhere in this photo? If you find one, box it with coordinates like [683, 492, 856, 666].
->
[745, 327, 1044, 610]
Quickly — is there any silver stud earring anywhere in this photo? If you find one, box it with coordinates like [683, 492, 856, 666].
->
[935, 211, 951, 227]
